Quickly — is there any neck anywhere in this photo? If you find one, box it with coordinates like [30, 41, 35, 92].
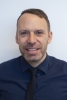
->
[27, 53, 47, 67]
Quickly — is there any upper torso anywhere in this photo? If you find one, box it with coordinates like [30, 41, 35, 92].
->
[0, 55, 67, 100]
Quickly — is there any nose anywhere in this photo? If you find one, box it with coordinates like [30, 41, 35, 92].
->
[27, 32, 36, 44]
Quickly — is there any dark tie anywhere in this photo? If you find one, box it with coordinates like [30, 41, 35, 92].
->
[26, 67, 37, 100]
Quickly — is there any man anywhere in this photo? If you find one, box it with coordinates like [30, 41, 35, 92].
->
[0, 8, 67, 100]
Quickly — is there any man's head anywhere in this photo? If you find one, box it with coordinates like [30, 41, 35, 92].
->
[17, 8, 50, 32]
[16, 8, 52, 67]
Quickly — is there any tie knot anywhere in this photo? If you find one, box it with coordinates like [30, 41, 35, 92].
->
[29, 67, 37, 76]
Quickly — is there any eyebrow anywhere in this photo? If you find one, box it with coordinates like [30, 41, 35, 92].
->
[19, 29, 45, 32]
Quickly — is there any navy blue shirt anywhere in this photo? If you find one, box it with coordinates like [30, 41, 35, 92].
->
[0, 55, 67, 100]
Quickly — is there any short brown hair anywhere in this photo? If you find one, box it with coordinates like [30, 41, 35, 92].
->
[17, 8, 50, 31]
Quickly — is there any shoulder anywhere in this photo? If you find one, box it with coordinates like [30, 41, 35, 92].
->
[49, 55, 67, 64]
[0, 56, 23, 80]
[48, 55, 67, 72]
[0, 56, 21, 71]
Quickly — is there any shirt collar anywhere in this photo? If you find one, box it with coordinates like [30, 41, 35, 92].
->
[20, 54, 49, 74]
[37, 54, 49, 74]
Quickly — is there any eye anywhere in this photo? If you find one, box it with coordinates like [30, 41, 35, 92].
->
[35, 30, 44, 35]
[20, 31, 29, 36]
[21, 31, 27, 34]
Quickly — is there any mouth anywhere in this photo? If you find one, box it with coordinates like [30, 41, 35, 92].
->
[25, 48, 40, 54]
[26, 48, 39, 51]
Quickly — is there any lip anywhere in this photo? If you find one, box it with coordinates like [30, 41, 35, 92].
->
[26, 48, 39, 50]
[25, 48, 40, 54]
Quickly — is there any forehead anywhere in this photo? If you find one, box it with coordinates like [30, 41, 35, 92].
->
[18, 13, 48, 30]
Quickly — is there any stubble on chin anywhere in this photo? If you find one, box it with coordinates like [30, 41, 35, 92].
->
[21, 49, 46, 63]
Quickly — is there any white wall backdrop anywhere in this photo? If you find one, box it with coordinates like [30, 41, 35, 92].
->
[0, 0, 67, 63]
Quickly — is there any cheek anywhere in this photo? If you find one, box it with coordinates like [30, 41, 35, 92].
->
[41, 38, 48, 44]
[18, 37, 27, 44]
[42, 39, 48, 49]
[18, 38, 28, 48]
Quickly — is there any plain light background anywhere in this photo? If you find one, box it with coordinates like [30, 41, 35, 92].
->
[0, 0, 67, 63]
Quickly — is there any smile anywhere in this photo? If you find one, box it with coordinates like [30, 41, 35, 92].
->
[25, 48, 40, 54]
[27, 48, 39, 51]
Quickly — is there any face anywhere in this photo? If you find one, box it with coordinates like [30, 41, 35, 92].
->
[16, 13, 52, 66]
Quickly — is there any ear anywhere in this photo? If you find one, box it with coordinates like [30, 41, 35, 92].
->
[48, 31, 52, 44]
[15, 33, 19, 44]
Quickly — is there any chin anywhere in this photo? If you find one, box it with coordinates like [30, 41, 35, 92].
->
[22, 51, 46, 63]
[24, 56, 43, 62]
